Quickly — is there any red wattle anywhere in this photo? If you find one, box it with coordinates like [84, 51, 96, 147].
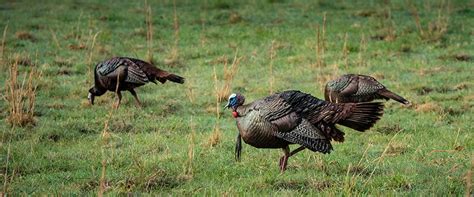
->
[232, 111, 238, 118]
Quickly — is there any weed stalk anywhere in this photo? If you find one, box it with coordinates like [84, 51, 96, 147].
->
[316, 13, 327, 68]
[269, 40, 276, 94]
[171, 0, 180, 61]
[1, 24, 8, 66]
[213, 50, 241, 103]
[184, 117, 196, 176]
[145, 0, 154, 63]
[342, 33, 349, 70]
[357, 34, 367, 68]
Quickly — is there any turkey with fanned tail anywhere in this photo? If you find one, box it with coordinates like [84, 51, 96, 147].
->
[88, 57, 184, 108]
[226, 90, 384, 172]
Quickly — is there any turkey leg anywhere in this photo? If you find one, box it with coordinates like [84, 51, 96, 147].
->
[279, 146, 290, 172]
[235, 134, 242, 162]
[279, 146, 306, 172]
[114, 91, 122, 109]
[129, 89, 142, 107]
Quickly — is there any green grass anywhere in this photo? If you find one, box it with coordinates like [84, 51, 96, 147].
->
[1, 0, 473, 195]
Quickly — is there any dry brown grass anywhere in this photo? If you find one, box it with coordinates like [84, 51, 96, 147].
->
[2, 129, 12, 194]
[409, 0, 450, 41]
[415, 102, 442, 113]
[465, 158, 473, 197]
[371, 1, 397, 42]
[5, 56, 39, 127]
[1, 24, 8, 66]
[213, 51, 242, 103]
[185, 76, 196, 104]
[384, 7, 397, 42]
[205, 124, 222, 148]
[172, 0, 179, 49]
[315, 13, 327, 68]
[463, 95, 474, 102]
[145, 0, 154, 63]
[385, 142, 409, 156]
[68, 43, 86, 50]
[229, 12, 242, 24]
[86, 31, 101, 85]
[314, 72, 334, 95]
[357, 34, 368, 68]
[97, 103, 117, 196]
[15, 31, 35, 41]
[207, 51, 241, 148]
[341, 33, 349, 70]
[269, 40, 276, 94]
[183, 118, 196, 177]
[49, 28, 61, 49]
[165, 0, 180, 66]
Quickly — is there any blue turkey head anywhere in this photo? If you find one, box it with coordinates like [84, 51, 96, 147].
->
[225, 93, 245, 110]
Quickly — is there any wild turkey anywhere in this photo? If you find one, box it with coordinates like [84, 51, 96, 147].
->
[88, 57, 184, 108]
[324, 74, 409, 105]
[225, 90, 384, 172]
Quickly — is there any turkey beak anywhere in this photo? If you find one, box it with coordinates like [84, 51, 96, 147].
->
[88, 93, 95, 105]
[224, 101, 230, 109]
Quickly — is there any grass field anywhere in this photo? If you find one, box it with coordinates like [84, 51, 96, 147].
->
[0, 0, 473, 195]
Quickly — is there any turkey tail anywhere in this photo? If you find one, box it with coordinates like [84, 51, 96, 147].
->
[128, 57, 185, 84]
[338, 102, 384, 132]
[378, 89, 409, 105]
[161, 73, 185, 84]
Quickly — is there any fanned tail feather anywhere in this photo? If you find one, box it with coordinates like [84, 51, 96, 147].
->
[379, 89, 410, 105]
[128, 57, 185, 84]
[339, 102, 384, 132]
[164, 73, 185, 84]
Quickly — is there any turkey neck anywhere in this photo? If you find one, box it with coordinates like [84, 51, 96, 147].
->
[234, 103, 254, 117]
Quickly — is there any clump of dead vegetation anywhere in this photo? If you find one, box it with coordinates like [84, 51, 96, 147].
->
[144, 0, 154, 63]
[415, 102, 442, 113]
[205, 50, 242, 148]
[212, 51, 242, 103]
[5, 55, 40, 127]
[0, 24, 8, 66]
[409, 1, 451, 42]
[15, 31, 36, 42]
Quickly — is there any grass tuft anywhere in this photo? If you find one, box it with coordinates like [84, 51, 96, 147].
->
[15, 31, 35, 41]
[1, 24, 8, 67]
[182, 117, 196, 178]
[213, 51, 242, 103]
[165, 0, 181, 66]
[409, 0, 451, 42]
[145, 0, 154, 64]
[465, 159, 473, 197]
[315, 13, 327, 68]
[5, 55, 39, 127]
[415, 102, 442, 113]
[205, 124, 222, 148]
[269, 40, 276, 94]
